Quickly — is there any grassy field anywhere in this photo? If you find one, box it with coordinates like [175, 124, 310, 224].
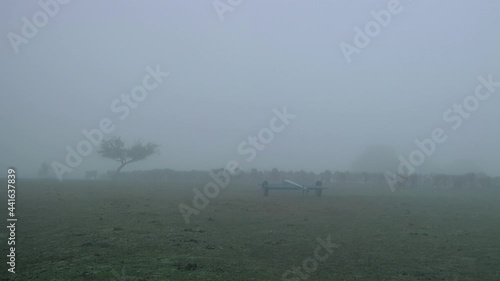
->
[1, 179, 500, 281]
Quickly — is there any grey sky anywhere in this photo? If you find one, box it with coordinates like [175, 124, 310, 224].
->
[1, 0, 499, 178]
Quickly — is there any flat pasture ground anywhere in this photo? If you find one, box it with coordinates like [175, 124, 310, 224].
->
[1, 180, 500, 280]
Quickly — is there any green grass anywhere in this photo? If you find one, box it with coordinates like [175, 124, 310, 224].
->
[1, 179, 499, 280]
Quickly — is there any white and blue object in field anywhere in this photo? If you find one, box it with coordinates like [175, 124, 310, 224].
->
[260, 179, 326, 196]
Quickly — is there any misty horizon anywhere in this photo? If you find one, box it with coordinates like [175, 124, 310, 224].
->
[1, 1, 499, 179]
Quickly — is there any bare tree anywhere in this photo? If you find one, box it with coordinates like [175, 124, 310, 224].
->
[97, 137, 160, 178]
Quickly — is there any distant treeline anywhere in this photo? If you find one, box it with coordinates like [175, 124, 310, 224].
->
[96, 168, 500, 190]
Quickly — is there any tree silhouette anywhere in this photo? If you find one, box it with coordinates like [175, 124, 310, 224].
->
[38, 161, 50, 178]
[97, 137, 159, 177]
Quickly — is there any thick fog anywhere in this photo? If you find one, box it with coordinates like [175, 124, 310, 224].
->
[1, 0, 499, 179]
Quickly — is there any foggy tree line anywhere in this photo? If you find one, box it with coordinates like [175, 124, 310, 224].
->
[95, 168, 500, 190]
[37, 137, 499, 190]
[37, 160, 499, 190]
